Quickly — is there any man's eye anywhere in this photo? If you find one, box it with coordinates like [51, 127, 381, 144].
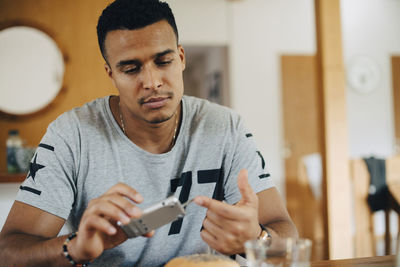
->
[124, 67, 140, 74]
[156, 60, 173, 66]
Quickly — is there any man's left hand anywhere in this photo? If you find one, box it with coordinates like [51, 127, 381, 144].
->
[194, 169, 260, 255]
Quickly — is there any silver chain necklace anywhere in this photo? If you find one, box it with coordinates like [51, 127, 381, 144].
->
[119, 100, 179, 147]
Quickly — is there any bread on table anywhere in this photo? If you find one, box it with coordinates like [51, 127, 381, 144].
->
[165, 254, 240, 267]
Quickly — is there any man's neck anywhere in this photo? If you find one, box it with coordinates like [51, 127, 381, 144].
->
[109, 96, 181, 154]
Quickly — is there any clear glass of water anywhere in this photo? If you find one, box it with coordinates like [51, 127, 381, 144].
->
[245, 237, 312, 267]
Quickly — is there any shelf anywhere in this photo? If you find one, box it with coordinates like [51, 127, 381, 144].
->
[0, 173, 26, 183]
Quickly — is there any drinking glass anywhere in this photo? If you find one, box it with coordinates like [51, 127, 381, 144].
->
[245, 237, 312, 267]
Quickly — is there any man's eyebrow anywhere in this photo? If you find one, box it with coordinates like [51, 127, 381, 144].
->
[154, 49, 175, 59]
[116, 59, 141, 68]
[115, 49, 175, 68]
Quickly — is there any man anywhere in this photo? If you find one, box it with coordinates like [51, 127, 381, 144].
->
[0, 0, 297, 266]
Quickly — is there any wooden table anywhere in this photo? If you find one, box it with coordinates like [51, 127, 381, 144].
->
[311, 255, 396, 267]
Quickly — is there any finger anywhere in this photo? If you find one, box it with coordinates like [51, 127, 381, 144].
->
[202, 216, 225, 237]
[194, 196, 248, 220]
[87, 200, 132, 225]
[82, 215, 118, 236]
[106, 194, 142, 218]
[105, 183, 143, 203]
[205, 209, 253, 240]
[236, 169, 257, 206]
[200, 229, 235, 255]
[204, 210, 224, 228]
[143, 230, 155, 238]
[204, 209, 238, 230]
[200, 229, 218, 249]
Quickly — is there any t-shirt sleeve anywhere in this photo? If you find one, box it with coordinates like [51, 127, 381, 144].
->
[223, 116, 274, 205]
[16, 118, 78, 220]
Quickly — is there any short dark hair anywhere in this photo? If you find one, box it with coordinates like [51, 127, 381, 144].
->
[96, 0, 179, 62]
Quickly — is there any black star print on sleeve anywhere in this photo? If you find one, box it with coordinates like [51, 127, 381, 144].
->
[27, 153, 45, 181]
[20, 143, 54, 195]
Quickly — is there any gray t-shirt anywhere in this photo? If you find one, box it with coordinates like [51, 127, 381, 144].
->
[16, 95, 274, 266]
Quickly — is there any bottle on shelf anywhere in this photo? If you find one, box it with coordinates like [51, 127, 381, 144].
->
[6, 129, 23, 173]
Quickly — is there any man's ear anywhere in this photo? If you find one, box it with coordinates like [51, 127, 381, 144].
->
[105, 63, 112, 78]
[104, 63, 117, 87]
[178, 45, 186, 71]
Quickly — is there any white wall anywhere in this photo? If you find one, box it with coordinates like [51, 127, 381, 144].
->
[341, 0, 400, 158]
[228, 0, 316, 193]
[0, 184, 19, 229]
[167, 0, 229, 46]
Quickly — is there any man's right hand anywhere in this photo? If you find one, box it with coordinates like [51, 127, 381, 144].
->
[68, 183, 152, 263]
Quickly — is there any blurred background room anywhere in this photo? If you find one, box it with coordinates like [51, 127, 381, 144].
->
[0, 0, 399, 261]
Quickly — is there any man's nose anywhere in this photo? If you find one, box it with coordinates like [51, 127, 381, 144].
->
[141, 65, 162, 90]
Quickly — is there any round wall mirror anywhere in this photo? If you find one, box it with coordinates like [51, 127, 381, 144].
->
[0, 26, 65, 115]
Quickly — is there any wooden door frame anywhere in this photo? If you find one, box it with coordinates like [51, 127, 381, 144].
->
[392, 56, 400, 147]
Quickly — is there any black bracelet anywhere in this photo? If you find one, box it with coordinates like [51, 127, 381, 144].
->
[63, 232, 90, 267]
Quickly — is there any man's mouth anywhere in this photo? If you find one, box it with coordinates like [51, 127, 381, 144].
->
[142, 96, 170, 109]
[146, 97, 166, 103]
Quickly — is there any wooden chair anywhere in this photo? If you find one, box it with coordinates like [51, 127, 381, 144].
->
[385, 155, 400, 253]
[350, 159, 376, 257]
[350, 156, 400, 257]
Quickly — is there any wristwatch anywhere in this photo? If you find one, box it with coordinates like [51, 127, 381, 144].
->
[258, 224, 272, 242]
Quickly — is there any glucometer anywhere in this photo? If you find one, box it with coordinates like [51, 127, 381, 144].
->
[119, 196, 194, 238]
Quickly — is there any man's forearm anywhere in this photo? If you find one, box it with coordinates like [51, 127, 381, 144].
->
[0, 233, 73, 267]
[264, 219, 299, 240]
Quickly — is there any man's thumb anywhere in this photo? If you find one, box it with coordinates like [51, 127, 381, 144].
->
[237, 169, 256, 206]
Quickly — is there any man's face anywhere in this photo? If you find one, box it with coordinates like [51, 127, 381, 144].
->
[104, 20, 185, 124]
